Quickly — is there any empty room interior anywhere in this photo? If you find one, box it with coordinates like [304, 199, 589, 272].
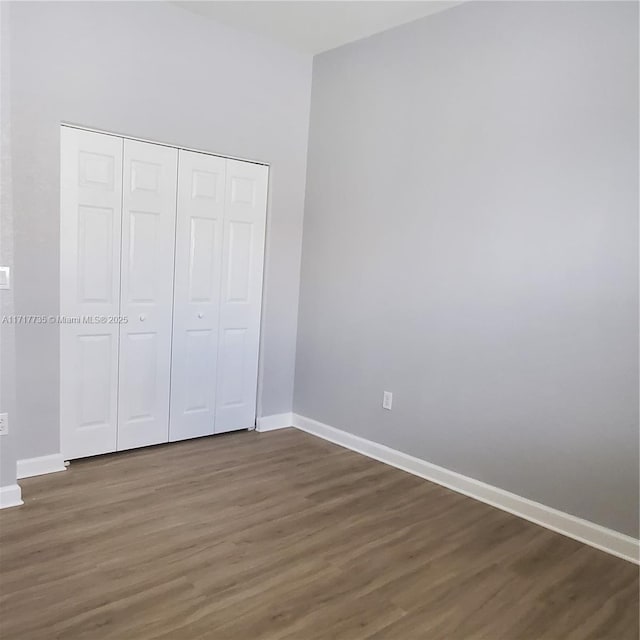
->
[0, 1, 639, 638]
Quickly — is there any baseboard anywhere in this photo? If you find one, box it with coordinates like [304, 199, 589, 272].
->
[292, 413, 640, 565]
[0, 484, 23, 509]
[256, 412, 294, 432]
[17, 453, 67, 479]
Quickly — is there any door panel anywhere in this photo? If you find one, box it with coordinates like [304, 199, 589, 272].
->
[218, 328, 247, 407]
[125, 332, 158, 420]
[128, 210, 162, 301]
[188, 217, 217, 301]
[169, 150, 225, 441]
[226, 221, 253, 302]
[77, 205, 115, 302]
[118, 139, 177, 450]
[215, 159, 269, 433]
[77, 334, 113, 428]
[60, 127, 123, 459]
[184, 329, 212, 411]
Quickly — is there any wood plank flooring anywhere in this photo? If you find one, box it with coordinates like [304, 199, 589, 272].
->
[0, 428, 637, 639]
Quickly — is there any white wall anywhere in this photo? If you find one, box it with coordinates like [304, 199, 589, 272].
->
[295, 1, 639, 537]
[8, 1, 312, 461]
[0, 2, 18, 490]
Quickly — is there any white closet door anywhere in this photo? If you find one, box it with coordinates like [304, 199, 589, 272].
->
[118, 140, 178, 450]
[169, 151, 226, 441]
[215, 159, 269, 433]
[60, 127, 123, 459]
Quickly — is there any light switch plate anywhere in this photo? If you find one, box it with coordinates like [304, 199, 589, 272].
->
[383, 391, 393, 410]
[0, 266, 10, 290]
[0, 413, 8, 436]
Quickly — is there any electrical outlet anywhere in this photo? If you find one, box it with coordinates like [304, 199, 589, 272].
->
[382, 391, 393, 410]
[0, 413, 8, 435]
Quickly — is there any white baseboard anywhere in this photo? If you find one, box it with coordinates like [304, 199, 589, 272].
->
[17, 453, 66, 479]
[0, 484, 23, 509]
[256, 412, 294, 432]
[292, 413, 640, 565]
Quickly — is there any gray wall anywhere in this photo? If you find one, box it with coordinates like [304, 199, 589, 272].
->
[295, 1, 639, 537]
[9, 2, 311, 460]
[0, 2, 18, 489]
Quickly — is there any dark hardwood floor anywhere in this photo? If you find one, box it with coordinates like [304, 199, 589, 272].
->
[0, 428, 638, 639]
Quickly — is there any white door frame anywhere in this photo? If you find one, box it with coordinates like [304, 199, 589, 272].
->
[60, 122, 269, 167]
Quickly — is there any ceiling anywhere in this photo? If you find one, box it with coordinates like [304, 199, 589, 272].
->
[174, 1, 463, 55]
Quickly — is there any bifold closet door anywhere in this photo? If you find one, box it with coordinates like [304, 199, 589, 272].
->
[60, 127, 123, 459]
[215, 159, 269, 433]
[62, 130, 268, 457]
[117, 140, 178, 451]
[170, 155, 269, 437]
[169, 151, 225, 441]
